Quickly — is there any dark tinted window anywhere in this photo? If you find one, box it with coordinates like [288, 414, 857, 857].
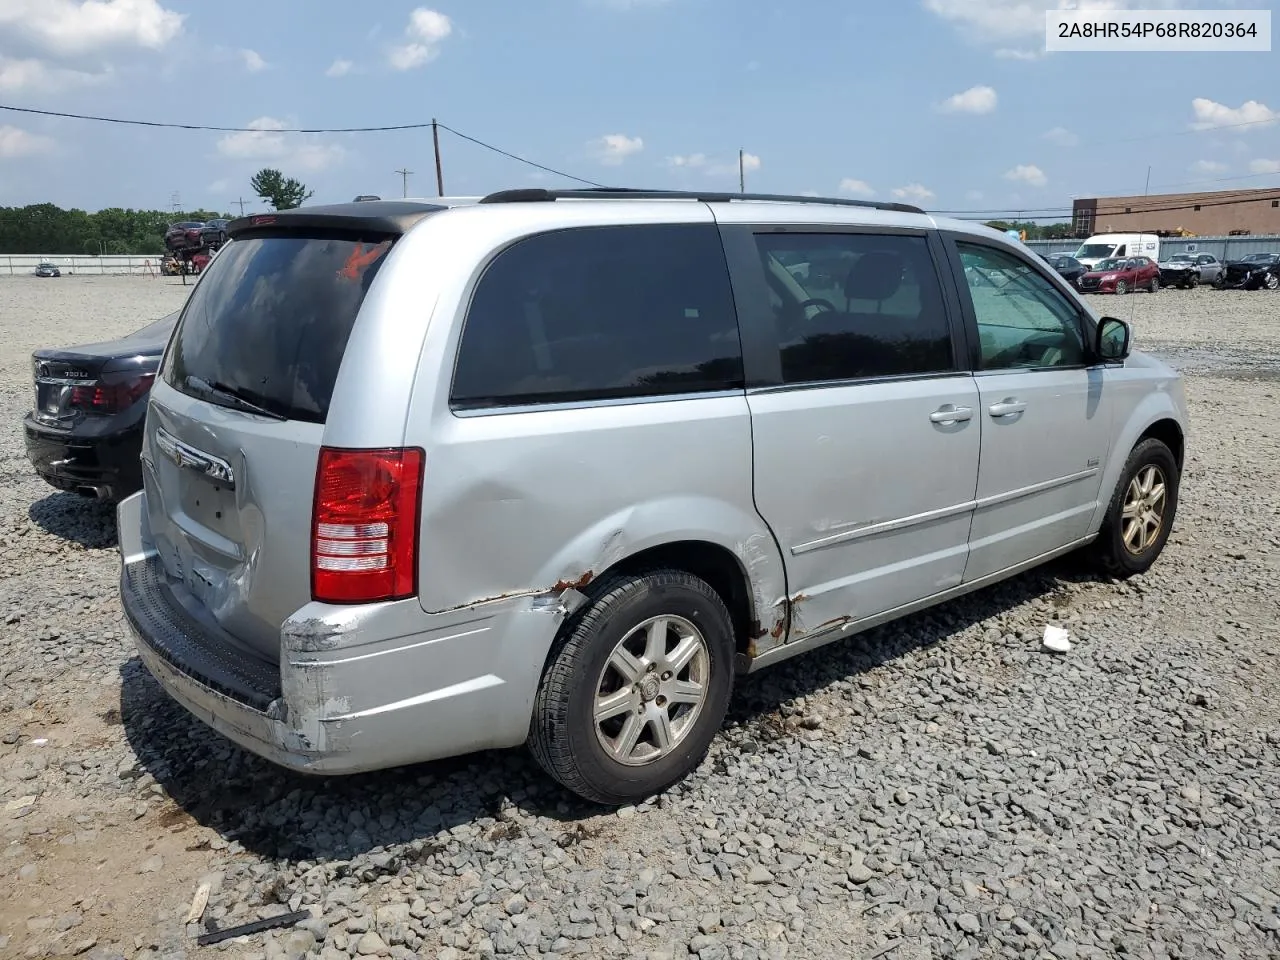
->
[161, 234, 393, 422]
[753, 232, 953, 383]
[451, 224, 742, 408]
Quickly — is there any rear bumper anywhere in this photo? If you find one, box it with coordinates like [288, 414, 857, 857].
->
[116, 492, 564, 774]
[24, 415, 144, 499]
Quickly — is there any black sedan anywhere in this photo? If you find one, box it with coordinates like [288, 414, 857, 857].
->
[24, 312, 178, 503]
[200, 218, 230, 249]
[1218, 252, 1280, 290]
[34, 261, 61, 277]
[1042, 253, 1088, 288]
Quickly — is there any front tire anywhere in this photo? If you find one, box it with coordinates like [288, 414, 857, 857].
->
[1115, 279, 1129, 295]
[1093, 438, 1180, 578]
[1265, 273, 1279, 291]
[528, 570, 735, 805]
[1149, 277, 1159, 293]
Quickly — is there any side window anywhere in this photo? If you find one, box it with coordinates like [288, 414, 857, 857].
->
[1115, 245, 1127, 256]
[451, 224, 743, 408]
[751, 232, 953, 384]
[956, 242, 1086, 371]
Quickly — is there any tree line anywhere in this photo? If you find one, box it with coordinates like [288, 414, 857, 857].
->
[0, 167, 314, 255]
[0, 205, 231, 255]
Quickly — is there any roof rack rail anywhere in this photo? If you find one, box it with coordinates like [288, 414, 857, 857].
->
[478, 187, 926, 215]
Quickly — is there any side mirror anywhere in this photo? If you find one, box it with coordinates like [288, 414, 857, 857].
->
[1096, 317, 1131, 362]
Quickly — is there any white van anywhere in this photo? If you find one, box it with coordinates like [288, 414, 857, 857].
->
[1073, 233, 1160, 270]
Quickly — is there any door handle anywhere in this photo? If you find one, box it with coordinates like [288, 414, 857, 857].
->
[988, 398, 1027, 418]
[930, 404, 973, 424]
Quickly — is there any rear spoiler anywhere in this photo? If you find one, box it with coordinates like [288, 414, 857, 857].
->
[228, 200, 447, 241]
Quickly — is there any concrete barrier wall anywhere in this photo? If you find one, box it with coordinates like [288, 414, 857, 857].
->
[1, 254, 165, 276]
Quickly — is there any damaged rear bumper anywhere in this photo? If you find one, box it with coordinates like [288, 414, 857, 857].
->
[116, 492, 563, 775]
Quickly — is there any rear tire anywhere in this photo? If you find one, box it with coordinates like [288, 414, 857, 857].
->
[528, 570, 735, 805]
[1092, 438, 1179, 578]
[1149, 277, 1159, 293]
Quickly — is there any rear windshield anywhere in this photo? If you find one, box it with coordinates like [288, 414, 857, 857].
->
[160, 234, 392, 422]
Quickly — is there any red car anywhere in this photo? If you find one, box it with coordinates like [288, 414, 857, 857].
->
[1078, 256, 1161, 295]
[164, 221, 206, 253]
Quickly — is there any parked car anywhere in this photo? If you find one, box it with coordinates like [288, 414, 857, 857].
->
[1042, 253, 1087, 288]
[1157, 253, 1224, 289]
[1078, 256, 1161, 294]
[25, 312, 179, 502]
[34, 261, 61, 278]
[200, 218, 230, 248]
[164, 221, 205, 253]
[1217, 252, 1280, 290]
[117, 190, 1187, 804]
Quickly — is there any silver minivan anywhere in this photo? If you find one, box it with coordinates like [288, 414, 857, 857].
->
[117, 189, 1188, 804]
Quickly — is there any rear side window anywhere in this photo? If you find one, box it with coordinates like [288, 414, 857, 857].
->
[451, 224, 743, 409]
[753, 232, 953, 384]
[161, 235, 392, 422]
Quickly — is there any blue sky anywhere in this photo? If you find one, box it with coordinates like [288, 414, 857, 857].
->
[0, 0, 1277, 219]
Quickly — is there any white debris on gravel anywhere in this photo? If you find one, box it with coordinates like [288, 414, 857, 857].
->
[1, 277, 1278, 960]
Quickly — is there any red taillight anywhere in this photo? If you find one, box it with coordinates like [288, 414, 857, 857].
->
[69, 373, 155, 414]
[311, 447, 424, 604]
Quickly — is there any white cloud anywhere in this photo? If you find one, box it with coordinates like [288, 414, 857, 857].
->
[994, 47, 1041, 60]
[591, 133, 644, 165]
[0, 0, 183, 57]
[1004, 163, 1048, 187]
[1043, 126, 1079, 147]
[326, 58, 353, 77]
[665, 153, 707, 169]
[1190, 159, 1227, 174]
[216, 116, 344, 172]
[838, 178, 875, 197]
[965, 189, 985, 201]
[0, 125, 55, 158]
[0, 55, 107, 91]
[740, 152, 761, 173]
[388, 8, 453, 70]
[926, 0, 1202, 45]
[938, 85, 997, 115]
[208, 178, 230, 193]
[1190, 98, 1278, 132]
[891, 183, 935, 204]
[1249, 158, 1280, 175]
[240, 48, 266, 72]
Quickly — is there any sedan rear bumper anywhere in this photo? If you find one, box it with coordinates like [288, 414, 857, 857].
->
[23, 415, 144, 500]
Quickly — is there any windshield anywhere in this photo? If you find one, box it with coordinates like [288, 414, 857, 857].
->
[160, 233, 393, 422]
[1166, 254, 1192, 262]
[1074, 243, 1115, 259]
[1241, 253, 1272, 262]
[1095, 258, 1126, 271]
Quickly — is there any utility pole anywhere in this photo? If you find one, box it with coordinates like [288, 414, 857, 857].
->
[170, 191, 181, 214]
[739, 149, 745, 194]
[231, 197, 248, 216]
[1144, 165, 1152, 196]
[395, 167, 414, 198]
[432, 119, 444, 196]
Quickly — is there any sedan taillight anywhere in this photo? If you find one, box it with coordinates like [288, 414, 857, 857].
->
[68, 372, 155, 414]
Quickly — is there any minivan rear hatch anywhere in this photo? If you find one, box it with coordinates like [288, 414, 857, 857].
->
[142, 204, 439, 661]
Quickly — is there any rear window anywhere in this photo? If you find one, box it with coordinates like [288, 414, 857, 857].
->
[160, 234, 392, 422]
[451, 224, 743, 409]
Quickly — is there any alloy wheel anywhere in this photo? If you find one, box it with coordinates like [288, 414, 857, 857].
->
[1121, 464, 1168, 555]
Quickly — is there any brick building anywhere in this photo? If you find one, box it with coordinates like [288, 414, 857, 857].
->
[1072, 187, 1280, 237]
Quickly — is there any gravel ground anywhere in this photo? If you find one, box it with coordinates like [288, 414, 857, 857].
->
[1, 276, 1278, 960]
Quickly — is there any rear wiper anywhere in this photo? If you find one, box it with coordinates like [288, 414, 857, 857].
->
[184, 376, 286, 421]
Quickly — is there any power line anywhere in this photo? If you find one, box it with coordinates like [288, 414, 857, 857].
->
[0, 103, 432, 133]
[435, 122, 605, 187]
